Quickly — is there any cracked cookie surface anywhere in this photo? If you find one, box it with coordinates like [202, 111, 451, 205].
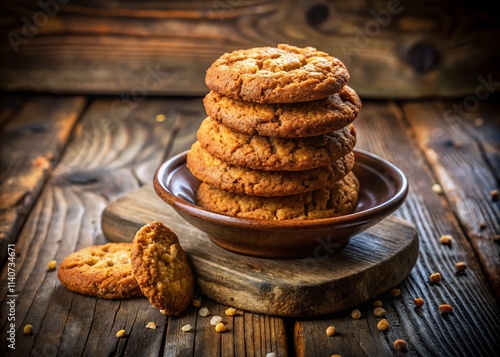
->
[198, 117, 356, 171]
[131, 221, 194, 315]
[187, 141, 355, 197]
[196, 172, 359, 220]
[58, 243, 142, 299]
[205, 44, 350, 103]
[204, 86, 361, 137]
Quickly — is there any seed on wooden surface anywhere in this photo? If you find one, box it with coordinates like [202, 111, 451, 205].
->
[215, 322, 226, 332]
[47, 260, 57, 270]
[373, 300, 383, 307]
[192, 297, 202, 308]
[455, 261, 467, 272]
[429, 272, 442, 284]
[331, 355, 342, 357]
[116, 329, 126, 338]
[491, 189, 499, 202]
[198, 307, 210, 317]
[373, 307, 386, 317]
[210, 316, 223, 326]
[23, 324, 33, 335]
[390, 288, 402, 297]
[439, 235, 453, 245]
[351, 309, 361, 320]
[439, 304, 453, 314]
[326, 325, 336, 336]
[266, 353, 276, 357]
[225, 307, 237, 316]
[377, 319, 390, 331]
[394, 339, 408, 351]
[414, 297, 425, 307]
[145, 322, 156, 329]
[181, 324, 192, 332]
[432, 184, 443, 194]
[155, 114, 166, 122]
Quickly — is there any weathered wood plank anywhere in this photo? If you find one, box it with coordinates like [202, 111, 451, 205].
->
[0, 96, 85, 267]
[0, 97, 289, 356]
[294, 101, 500, 356]
[0, 0, 498, 98]
[402, 100, 500, 298]
[1, 98, 181, 356]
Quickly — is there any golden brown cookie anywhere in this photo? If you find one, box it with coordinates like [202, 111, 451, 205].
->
[197, 117, 356, 171]
[203, 86, 361, 138]
[131, 221, 194, 315]
[187, 141, 355, 197]
[196, 172, 359, 220]
[205, 44, 350, 103]
[57, 243, 142, 299]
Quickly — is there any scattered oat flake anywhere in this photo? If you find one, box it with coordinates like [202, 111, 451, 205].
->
[34, 156, 51, 169]
[210, 316, 223, 326]
[266, 353, 276, 357]
[491, 189, 499, 202]
[455, 261, 467, 272]
[47, 260, 57, 270]
[155, 114, 166, 122]
[116, 329, 126, 338]
[439, 235, 453, 245]
[198, 307, 210, 317]
[394, 339, 408, 351]
[414, 297, 425, 307]
[181, 324, 192, 332]
[432, 184, 443, 194]
[439, 304, 453, 314]
[145, 321, 157, 329]
[215, 322, 226, 332]
[192, 297, 202, 308]
[23, 324, 33, 335]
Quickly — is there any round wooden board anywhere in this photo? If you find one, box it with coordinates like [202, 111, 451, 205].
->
[102, 186, 419, 317]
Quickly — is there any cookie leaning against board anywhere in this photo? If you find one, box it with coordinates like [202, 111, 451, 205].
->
[58, 221, 194, 315]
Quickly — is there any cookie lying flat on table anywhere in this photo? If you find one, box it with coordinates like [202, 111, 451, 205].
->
[205, 44, 350, 103]
[131, 221, 194, 315]
[196, 172, 360, 220]
[58, 243, 142, 299]
[187, 141, 355, 197]
[197, 117, 356, 171]
[203, 86, 361, 138]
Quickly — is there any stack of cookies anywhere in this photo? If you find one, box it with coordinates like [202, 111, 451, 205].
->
[187, 44, 362, 220]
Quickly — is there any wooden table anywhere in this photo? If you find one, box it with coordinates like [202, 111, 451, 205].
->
[1, 94, 499, 356]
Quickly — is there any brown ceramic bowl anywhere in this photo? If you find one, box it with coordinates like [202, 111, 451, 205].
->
[153, 149, 408, 258]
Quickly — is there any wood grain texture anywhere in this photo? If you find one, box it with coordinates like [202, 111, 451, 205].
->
[0, 96, 85, 267]
[294, 102, 500, 356]
[0, 97, 289, 356]
[0, 0, 499, 98]
[101, 184, 418, 317]
[402, 100, 500, 298]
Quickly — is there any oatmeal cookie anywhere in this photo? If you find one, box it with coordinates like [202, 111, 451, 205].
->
[131, 221, 194, 315]
[203, 86, 361, 137]
[197, 117, 356, 171]
[187, 141, 355, 197]
[196, 172, 359, 220]
[57, 243, 142, 299]
[205, 44, 350, 103]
